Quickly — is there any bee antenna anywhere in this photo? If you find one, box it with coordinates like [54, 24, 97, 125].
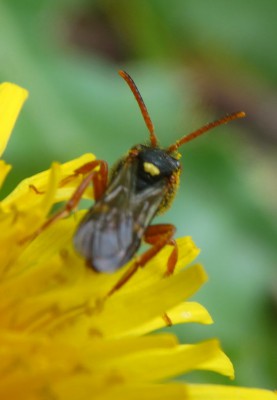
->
[119, 70, 158, 147]
[167, 111, 246, 153]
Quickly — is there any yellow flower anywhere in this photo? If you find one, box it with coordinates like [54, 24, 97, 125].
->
[0, 82, 276, 400]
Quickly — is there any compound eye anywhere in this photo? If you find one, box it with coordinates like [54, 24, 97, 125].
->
[143, 162, 160, 177]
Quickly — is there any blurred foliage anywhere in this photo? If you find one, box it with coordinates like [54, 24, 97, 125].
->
[0, 0, 276, 388]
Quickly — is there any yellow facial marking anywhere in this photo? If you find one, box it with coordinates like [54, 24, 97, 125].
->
[143, 162, 160, 176]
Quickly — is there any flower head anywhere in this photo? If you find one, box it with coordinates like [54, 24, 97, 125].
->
[0, 82, 276, 400]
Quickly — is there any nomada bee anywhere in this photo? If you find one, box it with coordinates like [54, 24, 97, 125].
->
[32, 71, 245, 296]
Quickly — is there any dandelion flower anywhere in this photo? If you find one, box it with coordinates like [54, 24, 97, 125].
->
[0, 82, 276, 400]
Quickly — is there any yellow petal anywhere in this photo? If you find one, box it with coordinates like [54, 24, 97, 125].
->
[168, 301, 213, 325]
[53, 381, 187, 400]
[0, 160, 11, 189]
[130, 301, 213, 336]
[195, 346, 235, 379]
[0, 163, 62, 276]
[102, 339, 233, 382]
[187, 384, 277, 399]
[2, 262, 208, 339]
[74, 263, 208, 339]
[0, 82, 28, 157]
[1, 154, 95, 210]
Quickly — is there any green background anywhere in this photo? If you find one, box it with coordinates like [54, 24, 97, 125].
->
[0, 0, 276, 389]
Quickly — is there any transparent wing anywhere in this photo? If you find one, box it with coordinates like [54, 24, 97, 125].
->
[74, 161, 165, 272]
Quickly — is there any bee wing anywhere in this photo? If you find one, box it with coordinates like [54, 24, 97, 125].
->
[74, 161, 165, 273]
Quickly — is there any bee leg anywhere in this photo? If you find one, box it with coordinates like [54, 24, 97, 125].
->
[107, 223, 177, 297]
[61, 160, 108, 200]
[21, 160, 108, 242]
[143, 224, 178, 276]
[86, 160, 108, 201]
[144, 224, 178, 326]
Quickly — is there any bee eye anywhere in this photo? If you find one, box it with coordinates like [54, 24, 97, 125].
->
[143, 162, 160, 177]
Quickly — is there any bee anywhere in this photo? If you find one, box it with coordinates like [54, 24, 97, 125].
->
[36, 71, 245, 295]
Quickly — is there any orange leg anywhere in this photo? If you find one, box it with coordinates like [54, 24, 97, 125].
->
[107, 223, 178, 297]
[144, 224, 178, 276]
[22, 160, 108, 242]
[61, 160, 108, 200]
